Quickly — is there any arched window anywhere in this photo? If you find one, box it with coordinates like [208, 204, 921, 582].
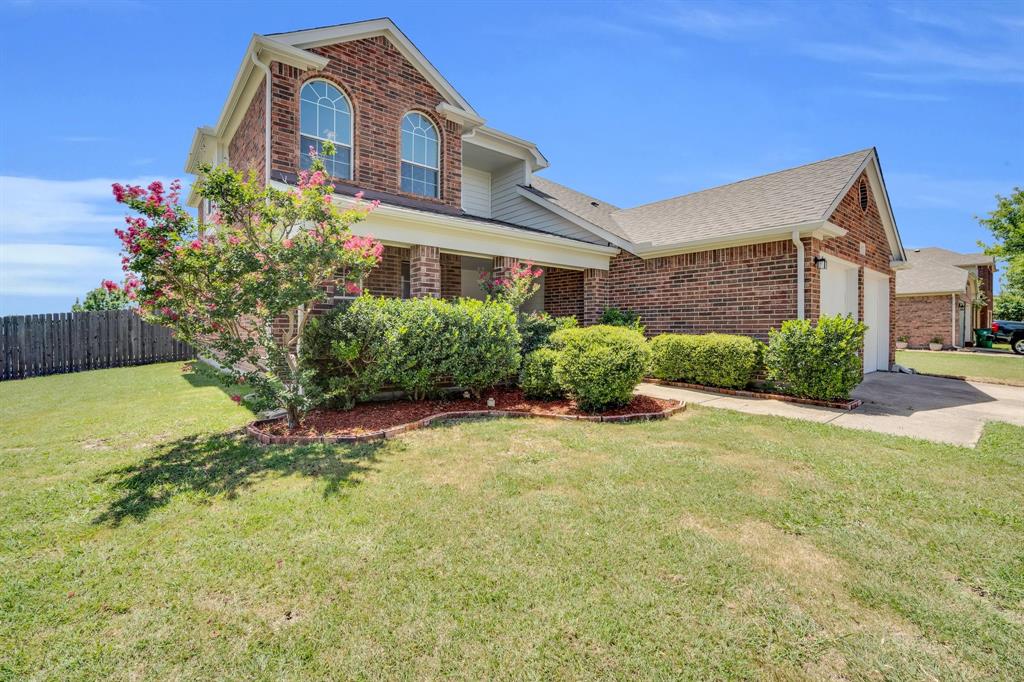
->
[299, 80, 352, 180]
[400, 112, 439, 197]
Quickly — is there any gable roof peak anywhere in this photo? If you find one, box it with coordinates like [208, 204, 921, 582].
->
[263, 17, 479, 119]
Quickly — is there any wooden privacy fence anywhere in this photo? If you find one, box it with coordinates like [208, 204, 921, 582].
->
[1, 310, 194, 381]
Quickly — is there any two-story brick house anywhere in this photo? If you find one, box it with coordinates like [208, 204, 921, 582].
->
[185, 18, 908, 372]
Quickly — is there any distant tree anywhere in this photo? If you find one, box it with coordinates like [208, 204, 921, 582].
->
[71, 279, 136, 312]
[977, 187, 1024, 321]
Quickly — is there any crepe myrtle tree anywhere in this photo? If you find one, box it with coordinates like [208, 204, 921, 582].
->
[112, 142, 383, 428]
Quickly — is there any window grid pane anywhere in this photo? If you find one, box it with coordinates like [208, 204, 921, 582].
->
[300, 136, 351, 180]
[401, 161, 438, 198]
[299, 80, 352, 177]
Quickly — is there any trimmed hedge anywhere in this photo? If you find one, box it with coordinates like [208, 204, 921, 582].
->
[301, 296, 521, 406]
[520, 348, 564, 400]
[650, 333, 761, 389]
[764, 315, 866, 400]
[551, 325, 650, 412]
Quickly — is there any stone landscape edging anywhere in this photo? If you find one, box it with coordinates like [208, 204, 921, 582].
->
[645, 379, 862, 410]
[247, 400, 687, 445]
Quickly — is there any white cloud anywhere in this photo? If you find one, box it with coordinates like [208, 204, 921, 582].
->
[0, 175, 175, 239]
[0, 243, 121, 297]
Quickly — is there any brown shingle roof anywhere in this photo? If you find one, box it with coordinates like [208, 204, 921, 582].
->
[532, 149, 875, 248]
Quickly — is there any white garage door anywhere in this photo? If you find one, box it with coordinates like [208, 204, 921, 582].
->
[863, 270, 890, 373]
[819, 256, 858, 319]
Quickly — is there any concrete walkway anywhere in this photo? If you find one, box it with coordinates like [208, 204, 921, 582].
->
[637, 372, 1024, 447]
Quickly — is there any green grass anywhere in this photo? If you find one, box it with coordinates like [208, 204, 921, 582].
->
[2, 363, 1023, 680]
[897, 349, 1024, 385]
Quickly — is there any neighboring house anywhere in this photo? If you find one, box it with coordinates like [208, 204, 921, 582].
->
[895, 248, 995, 349]
[184, 18, 907, 372]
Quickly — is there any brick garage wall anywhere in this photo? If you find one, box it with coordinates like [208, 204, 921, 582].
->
[440, 253, 461, 299]
[268, 36, 461, 209]
[544, 268, 584, 319]
[228, 79, 266, 180]
[364, 245, 408, 298]
[604, 241, 800, 340]
[812, 171, 897, 366]
[896, 294, 953, 348]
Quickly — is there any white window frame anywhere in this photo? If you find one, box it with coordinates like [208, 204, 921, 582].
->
[299, 78, 353, 180]
[400, 111, 440, 198]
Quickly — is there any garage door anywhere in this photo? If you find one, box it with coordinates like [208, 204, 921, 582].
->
[819, 256, 858, 319]
[863, 270, 890, 373]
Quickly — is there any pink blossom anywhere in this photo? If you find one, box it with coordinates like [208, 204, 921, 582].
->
[230, 394, 242, 404]
[227, 234, 240, 246]
[344, 281, 362, 295]
[323, 195, 333, 204]
[101, 279, 119, 293]
[354, 191, 365, 200]
[282, 238, 293, 249]
[189, 239, 203, 251]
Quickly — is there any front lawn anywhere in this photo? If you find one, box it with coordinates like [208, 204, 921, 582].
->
[896, 349, 1024, 385]
[2, 363, 1022, 679]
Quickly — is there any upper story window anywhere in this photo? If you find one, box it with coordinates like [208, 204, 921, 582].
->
[299, 80, 352, 180]
[400, 112, 439, 197]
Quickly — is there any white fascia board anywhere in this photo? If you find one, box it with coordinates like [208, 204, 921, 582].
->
[182, 36, 329, 174]
[271, 18, 480, 119]
[891, 259, 913, 271]
[436, 102, 484, 132]
[471, 126, 548, 170]
[268, 180, 617, 270]
[184, 126, 217, 174]
[514, 185, 638, 252]
[824, 149, 907, 263]
[629, 221, 835, 259]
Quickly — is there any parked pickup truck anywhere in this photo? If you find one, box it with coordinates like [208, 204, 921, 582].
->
[992, 320, 1024, 354]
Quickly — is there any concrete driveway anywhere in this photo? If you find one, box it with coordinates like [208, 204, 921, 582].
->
[637, 372, 1024, 447]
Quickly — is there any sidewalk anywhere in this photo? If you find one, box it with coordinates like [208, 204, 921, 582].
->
[637, 372, 1024, 447]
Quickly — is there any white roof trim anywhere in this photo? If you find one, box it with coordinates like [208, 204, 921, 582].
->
[824, 148, 907, 263]
[270, 18, 480, 119]
[629, 221, 844, 258]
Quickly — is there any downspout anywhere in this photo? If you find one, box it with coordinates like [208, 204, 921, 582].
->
[250, 51, 272, 186]
[791, 230, 805, 320]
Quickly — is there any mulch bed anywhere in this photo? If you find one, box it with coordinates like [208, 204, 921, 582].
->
[644, 379, 862, 410]
[248, 388, 685, 445]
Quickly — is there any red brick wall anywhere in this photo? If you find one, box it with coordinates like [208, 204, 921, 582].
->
[895, 294, 953, 348]
[440, 253, 461, 299]
[228, 80, 266, 180]
[604, 240, 800, 340]
[813, 171, 897, 365]
[267, 36, 461, 209]
[364, 245, 408, 298]
[544, 268, 584, 319]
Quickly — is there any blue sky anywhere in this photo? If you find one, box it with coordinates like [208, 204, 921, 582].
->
[1, 0, 1021, 315]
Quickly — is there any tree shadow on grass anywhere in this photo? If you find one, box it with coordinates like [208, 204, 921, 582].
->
[93, 431, 382, 526]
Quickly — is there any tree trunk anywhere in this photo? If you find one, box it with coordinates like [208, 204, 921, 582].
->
[286, 405, 300, 430]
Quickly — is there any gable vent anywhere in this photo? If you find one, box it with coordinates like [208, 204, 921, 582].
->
[858, 179, 869, 211]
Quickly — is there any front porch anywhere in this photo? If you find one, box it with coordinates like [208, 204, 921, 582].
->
[361, 245, 605, 321]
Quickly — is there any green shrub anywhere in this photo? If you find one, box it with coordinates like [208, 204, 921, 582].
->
[598, 306, 644, 333]
[764, 315, 866, 400]
[649, 333, 761, 389]
[303, 296, 522, 405]
[446, 298, 522, 398]
[300, 297, 394, 409]
[518, 312, 578, 355]
[520, 348, 564, 400]
[551, 325, 651, 412]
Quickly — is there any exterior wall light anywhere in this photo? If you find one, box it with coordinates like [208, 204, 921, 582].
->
[813, 256, 828, 270]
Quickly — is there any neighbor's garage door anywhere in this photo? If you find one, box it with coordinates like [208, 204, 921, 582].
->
[863, 269, 890, 372]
